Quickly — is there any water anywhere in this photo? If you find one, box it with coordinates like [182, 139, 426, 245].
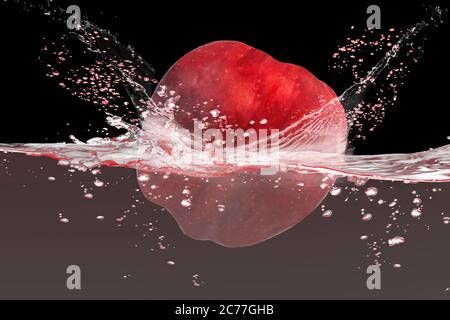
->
[0, 4, 448, 248]
[1, 140, 449, 182]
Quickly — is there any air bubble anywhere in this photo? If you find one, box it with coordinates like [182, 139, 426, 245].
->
[181, 199, 192, 208]
[322, 210, 333, 218]
[364, 187, 378, 197]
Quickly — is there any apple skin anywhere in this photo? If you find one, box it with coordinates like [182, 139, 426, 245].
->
[138, 41, 347, 247]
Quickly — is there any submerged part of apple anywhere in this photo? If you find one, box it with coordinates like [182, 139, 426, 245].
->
[138, 41, 348, 247]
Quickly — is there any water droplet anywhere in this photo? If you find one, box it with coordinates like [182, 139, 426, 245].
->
[137, 173, 150, 182]
[393, 263, 402, 269]
[217, 204, 225, 212]
[192, 274, 202, 287]
[360, 235, 368, 240]
[388, 236, 405, 247]
[330, 186, 342, 196]
[59, 217, 69, 223]
[167, 260, 175, 266]
[57, 159, 70, 166]
[96, 215, 104, 220]
[210, 109, 220, 118]
[158, 242, 167, 250]
[84, 193, 94, 199]
[411, 208, 422, 218]
[156, 85, 166, 97]
[364, 187, 378, 197]
[413, 197, 422, 205]
[362, 213, 373, 222]
[320, 183, 329, 189]
[259, 118, 268, 125]
[322, 210, 333, 218]
[181, 199, 191, 208]
[94, 179, 104, 187]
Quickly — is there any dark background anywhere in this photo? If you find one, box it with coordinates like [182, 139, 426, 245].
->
[0, 0, 449, 299]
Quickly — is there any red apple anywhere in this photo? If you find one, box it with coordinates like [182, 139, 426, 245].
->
[138, 41, 347, 247]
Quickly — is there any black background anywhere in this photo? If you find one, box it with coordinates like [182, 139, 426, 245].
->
[0, 0, 449, 301]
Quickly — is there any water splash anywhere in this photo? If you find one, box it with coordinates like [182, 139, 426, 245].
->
[1, 140, 449, 182]
[0, 3, 449, 249]
[1, 6, 449, 182]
